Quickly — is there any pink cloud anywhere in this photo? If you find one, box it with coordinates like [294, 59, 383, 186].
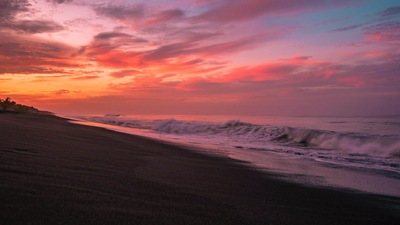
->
[336, 77, 366, 87]
[0, 0, 30, 21]
[47, 0, 72, 4]
[175, 51, 400, 99]
[363, 21, 400, 43]
[192, 0, 357, 23]
[8, 20, 64, 34]
[0, 32, 82, 75]
[93, 3, 146, 22]
[82, 28, 283, 76]
[214, 56, 325, 82]
[142, 30, 288, 62]
[144, 8, 185, 27]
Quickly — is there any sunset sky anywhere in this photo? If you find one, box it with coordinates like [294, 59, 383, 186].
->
[1, 0, 399, 116]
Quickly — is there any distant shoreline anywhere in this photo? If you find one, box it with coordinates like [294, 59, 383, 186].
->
[0, 112, 399, 225]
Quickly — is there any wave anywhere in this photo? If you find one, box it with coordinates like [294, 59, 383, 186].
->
[280, 127, 400, 158]
[80, 115, 152, 129]
[152, 119, 273, 136]
[77, 116, 400, 158]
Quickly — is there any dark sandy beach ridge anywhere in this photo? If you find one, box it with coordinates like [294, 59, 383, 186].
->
[0, 112, 399, 224]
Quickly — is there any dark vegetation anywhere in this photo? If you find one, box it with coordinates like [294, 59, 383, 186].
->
[0, 97, 40, 113]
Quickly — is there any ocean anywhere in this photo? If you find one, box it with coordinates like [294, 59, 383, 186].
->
[71, 114, 400, 197]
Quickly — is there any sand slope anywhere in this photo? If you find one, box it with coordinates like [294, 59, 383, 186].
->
[0, 112, 399, 225]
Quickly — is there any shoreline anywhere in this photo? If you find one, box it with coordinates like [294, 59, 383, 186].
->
[72, 117, 400, 197]
[1, 112, 399, 224]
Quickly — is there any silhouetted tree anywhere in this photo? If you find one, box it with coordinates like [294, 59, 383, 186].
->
[1, 97, 16, 111]
[0, 97, 39, 113]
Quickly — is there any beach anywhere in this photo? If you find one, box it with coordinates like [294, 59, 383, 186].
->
[1, 112, 399, 225]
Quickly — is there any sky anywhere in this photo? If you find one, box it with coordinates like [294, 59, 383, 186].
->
[0, 0, 399, 116]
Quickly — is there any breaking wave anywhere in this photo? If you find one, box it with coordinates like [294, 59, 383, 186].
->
[280, 127, 400, 158]
[78, 116, 400, 158]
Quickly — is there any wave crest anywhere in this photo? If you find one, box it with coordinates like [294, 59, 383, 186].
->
[77, 116, 400, 158]
[281, 127, 400, 157]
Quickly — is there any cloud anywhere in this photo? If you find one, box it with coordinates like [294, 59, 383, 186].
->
[0, 1, 64, 35]
[175, 52, 400, 100]
[93, 3, 187, 30]
[85, 1, 293, 75]
[0, 32, 81, 75]
[192, 0, 356, 23]
[378, 6, 400, 17]
[363, 21, 400, 42]
[193, 32, 285, 56]
[143, 31, 284, 62]
[94, 31, 132, 40]
[9, 20, 64, 33]
[142, 42, 194, 61]
[47, 0, 72, 4]
[81, 20, 287, 76]
[145, 8, 185, 26]
[54, 89, 70, 95]
[91, 2, 190, 41]
[71, 75, 100, 80]
[0, 0, 30, 21]
[331, 24, 363, 32]
[333, 58, 400, 88]
[0, 66, 66, 75]
[93, 3, 146, 21]
[209, 57, 317, 83]
[108, 72, 180, 93]
[85, 31, 148, 57]
[86, 31, 276, 70]
[183, 30, 223, 42]
[109, 70, 142, 78]
[87, 49, 144, 68]
[84, 30, 267, 70]
[174, 56, 330, 95]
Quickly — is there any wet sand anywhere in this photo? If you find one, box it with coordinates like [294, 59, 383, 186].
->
[0, 112, 399, 225]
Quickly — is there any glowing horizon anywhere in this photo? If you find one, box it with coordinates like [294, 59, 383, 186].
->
[1, 0, 399, 116]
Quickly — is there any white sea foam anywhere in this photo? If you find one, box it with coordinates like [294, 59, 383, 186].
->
[281, 127, 400, 157]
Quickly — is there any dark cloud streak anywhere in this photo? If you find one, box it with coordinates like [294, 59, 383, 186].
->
[0, 32, 81, 75]
[94, 32, 132, 40]
[0, 0, 30, 21]
[0, 66, 67, 75]
[378, 6, 400, 17]
[363, 21, 400, 42]
[49, 0, 72, 4]
[0, 1, 64, 34]
[10, 20, 64, 33]
[145, 8, 185, 26]
[71, 75, 99, 80]
[85, 31, 148, 57]
[94, 3, 146, 21]
[109, 70, 141, 78]
[192, 0, 357, 23]
[331, 24, 363, 32]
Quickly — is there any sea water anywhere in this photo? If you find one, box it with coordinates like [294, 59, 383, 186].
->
[71, 114, 400, 197]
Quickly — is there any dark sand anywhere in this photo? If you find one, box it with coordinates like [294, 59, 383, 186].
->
[1, 112, 399, 225]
